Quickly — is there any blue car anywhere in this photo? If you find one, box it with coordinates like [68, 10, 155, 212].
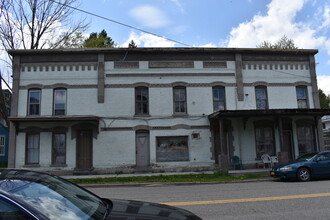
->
[270, 151, 330, 181]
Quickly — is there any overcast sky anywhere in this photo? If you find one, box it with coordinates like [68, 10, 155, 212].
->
[80, 0, 330, 94]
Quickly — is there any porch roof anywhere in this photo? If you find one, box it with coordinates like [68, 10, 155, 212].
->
[208, 108, 330, 121]
[8, 115, 100, 123]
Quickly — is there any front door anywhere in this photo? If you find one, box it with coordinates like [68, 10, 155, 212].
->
[76, 130, 93, 170]
[136, 131, 150, 168]
[282, 131, 294, 162]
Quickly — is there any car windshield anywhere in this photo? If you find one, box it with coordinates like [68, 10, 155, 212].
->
[0, 170, 108, 220]
[296, 153, 318, 162]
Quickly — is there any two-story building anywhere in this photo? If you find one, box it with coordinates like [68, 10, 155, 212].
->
[7, 48, 330, 174]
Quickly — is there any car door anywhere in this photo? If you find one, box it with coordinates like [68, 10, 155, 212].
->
[313, 152, 330, 177]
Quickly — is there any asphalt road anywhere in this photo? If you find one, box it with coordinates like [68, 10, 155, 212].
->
[86, 179, 330, 220]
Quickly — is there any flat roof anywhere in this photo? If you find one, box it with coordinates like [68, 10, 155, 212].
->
[8, 47, 318, 56]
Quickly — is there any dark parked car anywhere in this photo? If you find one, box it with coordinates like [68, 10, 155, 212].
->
[270, 151, 330, 181]
[0, 169, 202, 220]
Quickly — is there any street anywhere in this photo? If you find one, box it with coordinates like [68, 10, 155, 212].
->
[86, 179, 330, 219]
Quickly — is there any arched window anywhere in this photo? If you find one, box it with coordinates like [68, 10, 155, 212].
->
[28, 89, 41, 116]
[173, 86, 187, 114]
[296, 86, 308, 108]
[135, 87, 149, 115]
[53, 88, 67, 116]
[212, 86, 226, 111]
[255, 86, 268, 110]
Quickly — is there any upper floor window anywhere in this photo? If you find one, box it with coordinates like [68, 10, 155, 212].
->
[135, 87, 149, 115]
[28, 89, 41, 116]
[53, 89, 67, 116]
[173, 86, 187, 114]
[213, 86, 226, 111]
[0, 135, 5, 156]
[255, 86, 268, 110]
[296, 86, 308, 108]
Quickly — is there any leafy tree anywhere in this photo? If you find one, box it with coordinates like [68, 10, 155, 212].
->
[319, 89, 330, 109]
[83, 30, 115, 48]
[257, 35, 298, 49]
[128, 40, 137, 48]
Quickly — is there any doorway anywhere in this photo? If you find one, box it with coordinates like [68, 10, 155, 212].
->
[135, 130, 150, 168]
[76, 129, 93, 170]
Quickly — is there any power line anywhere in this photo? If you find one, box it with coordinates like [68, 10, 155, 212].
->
[49, 0, 191, 47]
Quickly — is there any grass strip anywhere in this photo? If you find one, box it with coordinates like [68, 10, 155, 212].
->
[68, 172, 267, 185]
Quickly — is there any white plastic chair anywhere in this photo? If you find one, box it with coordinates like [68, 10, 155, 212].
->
[261, 154, 271, 168]
[270, 156, 278, 167]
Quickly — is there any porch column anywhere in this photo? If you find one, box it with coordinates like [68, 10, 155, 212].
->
[218, 119, 229, 173]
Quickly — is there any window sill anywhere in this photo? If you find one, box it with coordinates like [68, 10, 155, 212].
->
[23, 164, 40, 168]
[134, 114, 150, 117]
[50, 164, 68, 167]
[172, 113, 188, 117]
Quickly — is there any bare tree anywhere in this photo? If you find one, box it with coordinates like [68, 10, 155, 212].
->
[0, 0, 88, 52]
[0, 0, 88, 127]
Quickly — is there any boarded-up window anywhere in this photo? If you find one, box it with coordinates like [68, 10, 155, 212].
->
[156, 136, 189, 162]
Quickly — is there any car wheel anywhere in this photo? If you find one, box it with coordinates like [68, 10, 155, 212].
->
[297, 167, 311, 181]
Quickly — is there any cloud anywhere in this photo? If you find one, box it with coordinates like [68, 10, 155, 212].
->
[226, 0, 330, 50]
[317, 75, 330, 95]
[121, 32, 176, 47]
[130, 5, 170, 28]
[170, 0, 185, 13]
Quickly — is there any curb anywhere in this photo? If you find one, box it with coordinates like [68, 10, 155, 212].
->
[80, 177, 273, 188]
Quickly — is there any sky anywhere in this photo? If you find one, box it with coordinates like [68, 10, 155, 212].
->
[76, 0, 330, 95]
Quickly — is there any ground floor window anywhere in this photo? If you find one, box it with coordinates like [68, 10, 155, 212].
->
[26, 133, 39, 164]
[156, 136, 189, 162]
[0, 135, 5, 156]
[52, 133, 66, 165]
[296, 121, 315, 156]
[254, 121, 275, 158]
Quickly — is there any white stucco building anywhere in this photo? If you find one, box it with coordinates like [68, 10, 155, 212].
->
[8, 48, 330, 174]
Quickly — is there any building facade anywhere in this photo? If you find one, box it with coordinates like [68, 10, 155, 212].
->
[322, 116, 330, 150]
[8, 48, 330, 174]
[0, 89, 11, 167]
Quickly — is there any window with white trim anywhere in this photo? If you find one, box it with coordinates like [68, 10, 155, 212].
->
[173, 86, 187, 114]
[213, 86, 226, 111]
[53, 89, 67, 116]
[296, 86, 308, 108]
[52, 132, 66, 165]
[0, 135, 5, 156]
[28, 89, 41, 116]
